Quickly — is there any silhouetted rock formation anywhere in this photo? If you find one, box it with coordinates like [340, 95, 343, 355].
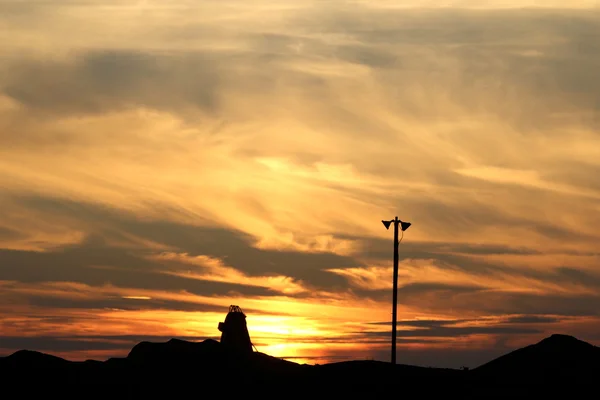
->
[218, 305, 253, 353]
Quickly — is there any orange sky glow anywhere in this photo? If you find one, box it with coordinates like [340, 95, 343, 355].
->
[1, 0, 599, 368]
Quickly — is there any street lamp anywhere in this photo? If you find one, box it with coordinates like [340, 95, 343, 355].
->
[382, 216, 411, 365]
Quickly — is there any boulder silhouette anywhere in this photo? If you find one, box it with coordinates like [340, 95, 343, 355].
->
[218, 305, 253, 353]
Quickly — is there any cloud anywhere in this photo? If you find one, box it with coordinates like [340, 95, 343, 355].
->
[504, 315, 561, 324]
[151, 252, 310, 295]
[0, 334, 213, 354]
[369, 315, 562, 327]
[329, 252, 600, 300]
[359, 326, 543, 338]
[3, 50, 221, 118]
[400, 288, 600, 317]
[0, 241, 278, 298]
[0, 195, 358, 289]
[24, 295, 227, 314]
[0, 226, 24, 241]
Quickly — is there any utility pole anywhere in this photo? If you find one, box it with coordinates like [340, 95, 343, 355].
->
[391, 216, 399, 365]
[382, 216, 411, 365]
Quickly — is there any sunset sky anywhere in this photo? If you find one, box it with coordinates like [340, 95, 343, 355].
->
[1, 0, 600, 368]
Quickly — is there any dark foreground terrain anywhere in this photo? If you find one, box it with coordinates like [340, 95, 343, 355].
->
[1, 334, 598, 397]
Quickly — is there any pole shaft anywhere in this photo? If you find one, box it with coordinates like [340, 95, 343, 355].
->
[392, 216, 399, 364]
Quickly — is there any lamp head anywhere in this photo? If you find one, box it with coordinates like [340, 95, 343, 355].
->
[400, 221, 411, 231]
[382, 220, 392, 230]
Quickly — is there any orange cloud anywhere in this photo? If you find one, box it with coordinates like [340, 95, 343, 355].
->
[151, 252, 310, 295]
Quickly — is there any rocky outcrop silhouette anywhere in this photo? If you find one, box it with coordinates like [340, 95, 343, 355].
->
[218, 305, 253, 353]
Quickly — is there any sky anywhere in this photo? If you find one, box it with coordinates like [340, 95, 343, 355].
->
[1, 0, 600, 368]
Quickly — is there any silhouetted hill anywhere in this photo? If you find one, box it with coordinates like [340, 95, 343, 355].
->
[127, 337, 222, 363]
[473, 334, 600, 382]
[3, 349, 70, 367]
[1, 334, 597, 397]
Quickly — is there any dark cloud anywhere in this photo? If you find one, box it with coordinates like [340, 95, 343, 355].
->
[354, 9, 600, 127]
[504, 315, 560, 324]
[479, 292, 600, 317]
[404, 195, 598, 244]
[2, 9, 598, 132]
[369, 319, 470, 327]
[0, 242, 275, 298]
[262, 8, 600, 135]
[6, 195, 592, 317]
[339, 233, 600, 295]
[352, 278, 600, 317]
[349, 235, 540, 261]
[342, 323, 546, 368]
[0, 195, 356, 291]
[555, 267, 600, 288]
[370, 315, 561, 327]
[309, 8, 583, 46]
[358, 326, 542, 339]
[24, 296, 227, 313]
[418, 290, 600, 317]
[352, 282, 486, 305]
[19, 295, 287, 316]
[345, 197, 597, 258]
[0, 334, 213, 357]
[3, 50, 221, 117]
[0, 336, 131, 354]
[398, 282, 485, 297]
[0, 226, 24, 241]
[543, 161, 600, 192]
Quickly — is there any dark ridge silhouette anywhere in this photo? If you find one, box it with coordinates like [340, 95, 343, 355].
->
[473, 334, 600, 379]
[0, 338, 462, 396]
[1, 307, 597, 397]
[4, 349, 69, 367]
[0, 334, 597, 396]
